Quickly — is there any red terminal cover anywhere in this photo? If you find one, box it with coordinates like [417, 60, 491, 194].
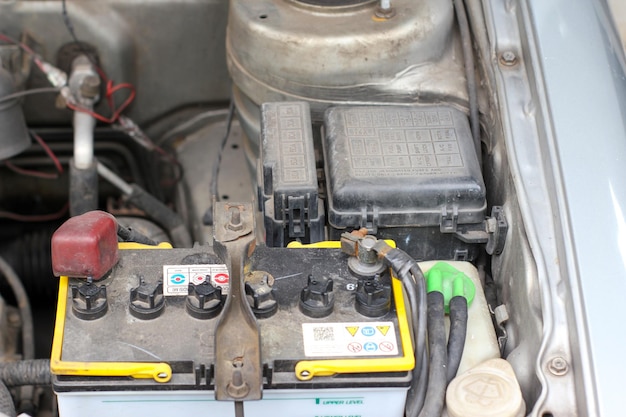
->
[51, 211, 119, 280]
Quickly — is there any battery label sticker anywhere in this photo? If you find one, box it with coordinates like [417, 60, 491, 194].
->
[302, 322, 399, 357]
[162, 264, 229, 296]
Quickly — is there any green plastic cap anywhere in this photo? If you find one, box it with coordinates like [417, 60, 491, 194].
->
[425, 262, 475, 314]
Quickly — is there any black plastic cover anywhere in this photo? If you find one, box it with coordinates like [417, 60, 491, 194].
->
[259, 102, 325, 246]
[323, 105, 486, 232]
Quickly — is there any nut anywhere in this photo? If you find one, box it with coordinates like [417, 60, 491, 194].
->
[499, 51, 518, 66]
[548, 356, 569, 376]
[374, 6, 396, 19]
[80, 74, 101, 98]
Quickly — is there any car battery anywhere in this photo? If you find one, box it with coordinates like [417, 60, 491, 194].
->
[323, 105, 487, 261]
[51, 242, 413, 417]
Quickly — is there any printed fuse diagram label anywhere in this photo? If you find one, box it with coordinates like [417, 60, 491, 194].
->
[302, 322, 399, 357]
[162, 264, 229, 296]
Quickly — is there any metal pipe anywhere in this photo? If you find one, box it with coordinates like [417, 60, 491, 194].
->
[97, 162, 133, 196]
[73, 111, 96, 169]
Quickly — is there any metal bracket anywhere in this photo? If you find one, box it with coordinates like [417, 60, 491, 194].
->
[213, 202, 262, 401]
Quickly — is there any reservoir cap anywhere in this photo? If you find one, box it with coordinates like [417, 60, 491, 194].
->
[446, 358, 525, 417]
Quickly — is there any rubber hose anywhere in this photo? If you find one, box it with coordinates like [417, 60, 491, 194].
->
[0, 228, 57, 299]
[0, 360, 51, 387]
[447, 296, 468, 382]
[127, 184, 192, 247]
[0, 257, 34, 361]
[0, 380, 15, 417]
[418, 292, 448, 417]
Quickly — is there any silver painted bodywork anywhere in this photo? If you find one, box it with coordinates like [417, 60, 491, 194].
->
[482, 0, 626, 414]
[524, 0, 626, 414]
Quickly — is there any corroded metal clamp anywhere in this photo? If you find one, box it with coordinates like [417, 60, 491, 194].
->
[213, 202, 262, 401]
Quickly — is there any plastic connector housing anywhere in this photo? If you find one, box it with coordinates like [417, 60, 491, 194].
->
[51, 211, 119, 280]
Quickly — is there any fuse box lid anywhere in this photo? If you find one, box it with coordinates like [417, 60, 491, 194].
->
[324, 105, 486, 229]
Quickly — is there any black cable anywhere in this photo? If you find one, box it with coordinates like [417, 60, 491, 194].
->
[411, 348, 429, 417]
[380, 249, 428, 417]
[202, 99, 235, 225]
[409, 264, 430, 415]
[61, 0, 81, 46]
[453, 0, 482, 166]
[418, 291, 448, 417]
[116, 223, 157, 246]
[126, 184, 192, 247]
[446, 295, 468, 382]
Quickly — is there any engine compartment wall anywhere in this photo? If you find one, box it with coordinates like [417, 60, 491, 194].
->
[0, 0, 232, 127]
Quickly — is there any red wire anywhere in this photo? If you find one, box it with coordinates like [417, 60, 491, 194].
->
[1, 32, 137, 124]
[0, 33, 36, 56]
[67, 81, 136, 124]
[3, 133, 64, 179]
[0, 203, 69, 222]
[31, 132, 63, 173]
[4, 162, 58, 179]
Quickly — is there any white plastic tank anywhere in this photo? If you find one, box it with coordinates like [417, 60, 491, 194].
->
[419, 261, 501, 376]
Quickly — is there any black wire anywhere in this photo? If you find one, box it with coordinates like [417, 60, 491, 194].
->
[202, 99, 235, 225]
[454, 0, 482, 166]
[409, 264, 430, 415]
[61, 0, 102, 73]
[213, 99, 235, 200]
[381, 249, 428, 417]
[62, 0, 81, 45]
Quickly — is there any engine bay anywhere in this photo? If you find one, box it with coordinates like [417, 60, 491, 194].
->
[0, 0, 585, 416]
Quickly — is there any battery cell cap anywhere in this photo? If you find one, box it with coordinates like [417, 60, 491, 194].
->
[51, 211, 119, 280]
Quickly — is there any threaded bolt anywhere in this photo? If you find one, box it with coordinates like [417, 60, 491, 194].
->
[499, 51, 518, 66]
[548, 356, 569, 376]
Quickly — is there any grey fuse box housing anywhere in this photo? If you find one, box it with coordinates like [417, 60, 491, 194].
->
[259, 102, 325, 246]
[323, 105, 486, 260]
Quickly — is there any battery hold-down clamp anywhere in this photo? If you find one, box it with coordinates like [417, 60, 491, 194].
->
[212, 202, 263, 402]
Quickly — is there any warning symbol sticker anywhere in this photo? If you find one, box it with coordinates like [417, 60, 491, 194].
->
[302, 322, 399, 357]
[347, 342, 362, 353]
[163, 264, 229, 296]
[346, 326, 359, 337]
[379, 341, 395, 352]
